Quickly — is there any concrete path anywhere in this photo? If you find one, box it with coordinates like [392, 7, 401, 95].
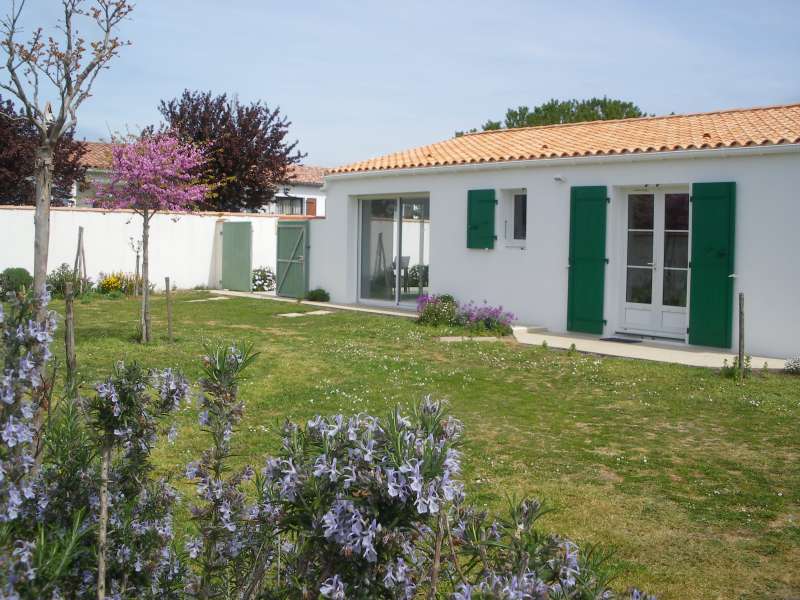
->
[207, 290, 785, 369]
[511, 327, 786, 369]
[209, 290, 416, 319]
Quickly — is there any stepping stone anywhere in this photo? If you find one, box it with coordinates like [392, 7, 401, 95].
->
[277, 310, 333, 318]
[185, 296, 229, 303]
[438, 336, 503, 343]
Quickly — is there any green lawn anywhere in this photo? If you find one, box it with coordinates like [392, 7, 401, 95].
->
[51, 291, 800, 599]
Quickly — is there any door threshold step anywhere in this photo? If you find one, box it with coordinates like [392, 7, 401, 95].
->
[526, 325, 548, 333]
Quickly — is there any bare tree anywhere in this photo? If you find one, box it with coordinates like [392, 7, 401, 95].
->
[0, 0, 132, 303]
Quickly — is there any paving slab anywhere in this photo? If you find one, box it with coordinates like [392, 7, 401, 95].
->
[209, 290, 416, 318]
[184, 296, 229, 303]
[512, 327, 786, 369]
[438, 336, 504, 343]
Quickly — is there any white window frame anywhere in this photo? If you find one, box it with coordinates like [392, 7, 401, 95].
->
[500, 188, 527, 248]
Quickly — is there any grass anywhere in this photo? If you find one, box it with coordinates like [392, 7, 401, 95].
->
[50, 290, 800, 599]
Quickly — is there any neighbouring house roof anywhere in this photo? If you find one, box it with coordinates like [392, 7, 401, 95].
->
[79, 141, 327, 186]
[330, 103, 800, 174]
[81, 141, 114, 170]
[286, 164, 327, 187]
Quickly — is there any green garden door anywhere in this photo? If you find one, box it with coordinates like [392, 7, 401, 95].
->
[221, 221, 252, 291]
[567, 186, 608, 334]
[277, 220, 309, 298]
[688, 182, 736, 348]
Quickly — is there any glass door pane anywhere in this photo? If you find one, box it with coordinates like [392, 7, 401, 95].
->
[662, 193, 689, 307]
[398, 198, 430, 303]
[360, 199, 397, 301]
[626, 194, 654, 304]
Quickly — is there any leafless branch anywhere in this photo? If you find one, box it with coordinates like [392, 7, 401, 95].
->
[0, 0, 132, 141]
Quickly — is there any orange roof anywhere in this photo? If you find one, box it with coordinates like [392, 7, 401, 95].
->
[79, 141, 326, 186]
[331, 103, 800, 174]
[287, 164, 327, 186]
[81, 141, 114, 169]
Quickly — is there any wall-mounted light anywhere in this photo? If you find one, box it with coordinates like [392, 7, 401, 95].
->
[553, 175, 566, 183]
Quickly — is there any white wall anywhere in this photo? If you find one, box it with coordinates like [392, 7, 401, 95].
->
[0, 207, 279, 290]
[311, 149, 800, 358]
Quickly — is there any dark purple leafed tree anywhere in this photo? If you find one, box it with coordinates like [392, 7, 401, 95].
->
[96, 132, 208, 343]
[0, 94, 87, 205]
[156, 90, 305, 212]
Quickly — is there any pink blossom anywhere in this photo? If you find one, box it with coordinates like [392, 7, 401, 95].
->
[96, 132, 208, 213]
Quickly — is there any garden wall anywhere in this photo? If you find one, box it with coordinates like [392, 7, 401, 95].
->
[0, 206, 279, 290]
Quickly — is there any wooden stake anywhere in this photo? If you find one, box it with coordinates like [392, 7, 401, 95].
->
[165, 277, 173, 343]
[738, 292, 745, 374]
[73, 226, 84, 293]
[135, 253, 141, 296]
[64, 281, 77, 383]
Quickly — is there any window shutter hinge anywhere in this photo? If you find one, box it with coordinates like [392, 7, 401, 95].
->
[604, 258, 609, 264]
[603, 319, 608, 325]
[606, 197, 610, 204]
[686, 327, 690, 334]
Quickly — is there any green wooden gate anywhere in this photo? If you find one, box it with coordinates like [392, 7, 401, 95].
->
[221, 221, 252, 291]
[276, 220, 309, 298]
[688, 182, 736, 348]
[567, 186, 608, 334]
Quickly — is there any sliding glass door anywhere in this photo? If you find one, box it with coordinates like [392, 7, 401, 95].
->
[360, 196, 430, 305]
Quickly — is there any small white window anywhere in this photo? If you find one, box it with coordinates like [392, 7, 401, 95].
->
[512, 193, 527, 240]
[502, 190, 527, 247]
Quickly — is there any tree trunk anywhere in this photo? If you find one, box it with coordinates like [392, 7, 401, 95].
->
[140, 211, 151, 343]
[97, 442, 111, 600]
[33, 143, 55, 308]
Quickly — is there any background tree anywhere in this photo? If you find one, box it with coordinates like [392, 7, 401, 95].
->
[96, 132, 208, 343]
[457, 97, 649, 136]
[0, 0, 132, 300]
[155, 90, 305, 212]
[0, 95, 87, 205]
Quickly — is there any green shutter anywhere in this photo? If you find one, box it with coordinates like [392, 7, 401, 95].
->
[688, 182, 735, 348]
[467, 189, 496, 249]
[567, 186, 607, 334]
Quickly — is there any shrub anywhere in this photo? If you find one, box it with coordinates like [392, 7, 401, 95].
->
[252, 265, 276, 292]
[0, 267, 33, 295]
[46, 263, 74, 297]
[784, 356, 800, 375]
[417, 295, 515, 335]
[97, 271, 146, 295]
[417, 294, 457, 326]
[455, 300, 515, 335]
[721, 355, 752, 380]
[305, 287, 330, 302]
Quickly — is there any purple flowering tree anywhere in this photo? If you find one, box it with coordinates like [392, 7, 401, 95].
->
[96, 132, 208, 343]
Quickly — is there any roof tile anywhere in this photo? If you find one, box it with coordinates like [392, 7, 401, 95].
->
[331, 104, 800, 174]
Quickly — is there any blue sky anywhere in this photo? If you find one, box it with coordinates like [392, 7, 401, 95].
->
[11, 0, 800, 166]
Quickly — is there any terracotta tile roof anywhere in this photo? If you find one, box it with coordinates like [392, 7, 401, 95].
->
[80, 141, 114, 169]
[79, 142, 327, 186]
[286, 164, 327, 186]
[331, 103, 800, 174]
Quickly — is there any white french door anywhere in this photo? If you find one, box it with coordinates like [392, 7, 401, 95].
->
[621, 191, 690, 338]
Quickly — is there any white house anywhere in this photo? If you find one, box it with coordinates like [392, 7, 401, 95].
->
[73, 142, 327, 216]
[309, 104, 800, 359]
